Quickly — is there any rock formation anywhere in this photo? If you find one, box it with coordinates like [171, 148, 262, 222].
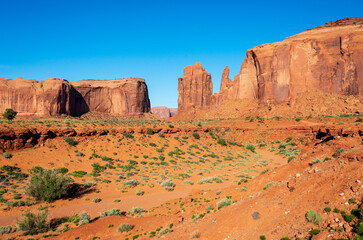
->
[71, 78, 150, 116]
[178, 62, 213, 113]
[151, 107, 178, 119]
[0, 77, 73, 116]
[177, 18, 363, 113]
[0, 77, 150, 116]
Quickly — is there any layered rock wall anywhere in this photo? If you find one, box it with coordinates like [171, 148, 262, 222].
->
[0, 77, 150, 116]
[177, 18, 363, 113]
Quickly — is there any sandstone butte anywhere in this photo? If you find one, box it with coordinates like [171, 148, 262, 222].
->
[0, 77, 150, 116]
[151, 106, 178, 119]
[177, 18, 363, 114]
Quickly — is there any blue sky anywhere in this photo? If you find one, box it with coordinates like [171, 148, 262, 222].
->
[0, 0, 362, 108]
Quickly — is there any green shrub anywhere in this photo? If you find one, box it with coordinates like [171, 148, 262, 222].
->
[124, 179, 139, 188]
[0, 225, 12, 235]
[64, 137, 77, 146]
[77, 212, 90, 226]
[217, 196, 231, 209]
[217, 139, 227, 146]
[311, 229, 321, 235]
[16, 210, 48, 234]
[122, 132, 134, 139]
[93, 198, 101, 203]
[3, 108, 17, 120]
[100, 208, 123, 218]
[25, 169, 73, 202]
[324, 207, 331, 212]
[263, 182, 275, 190]
[259, 236, 266, 240]
[2, 152, 12, 159]
[146, 128, 154, 135]
[245, 143, 255, 152]
[161, 180, 175, 191]
[192, 132, 200, 139]
[136, 189, 144, 196]
[117, 224, 134, 233]
[306, 210, 321, 224]
[128, 207, 143, 215]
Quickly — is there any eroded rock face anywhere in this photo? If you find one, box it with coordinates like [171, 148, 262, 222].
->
[178, 18, 363, 113]
[0, 77, 150, 116]
[0, 77, 73, 116]
[151, 106, 178, 119]
[178, 62, 213, 113]
[71, 78, 150, 116]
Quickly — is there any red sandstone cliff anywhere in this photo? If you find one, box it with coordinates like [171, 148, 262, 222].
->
[177, 18, 363, 114]
[71, 78, 150, 116]
[0, 77, 73, 116]
[0, 77, 150, 116]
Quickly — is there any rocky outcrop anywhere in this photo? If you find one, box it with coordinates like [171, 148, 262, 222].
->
[151, 107, 178, 119]
[177, 18, 363, 113]
[71, 78, 150, 116]
[0, 77, 73, 116]
[0, 77, 150, 116]
[178, 62, 213, 113]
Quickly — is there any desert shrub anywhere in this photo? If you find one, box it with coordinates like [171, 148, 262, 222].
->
[263, 182, 275, 190]
[3, 108, 17, 120]
[122, 132, 134, 139]
[93, 198, 101, 203]
[135, 189, 144, 196]
[306, 210, 321, 224]
[217, 139, 227, 146]
[25, 169, 73, 202]
[260, 236, 266, 240]
[161, 180, 175, 191]
[117, 224, 134, 233]
[192, 132, 200, 139]
[100, 208, 123, 218]
[217, 196, 231, 209]
[146, 128, 154, 135]
[70, 171, 87, 177]
[332, 147, 343, 158]
[59, 167, 68, 175]
[0, 225, 12, 235]
[324, 207, 331, 212]
[311, 229, 320, 235]
[77, 212, 90, 226]
[124, 179, 139, 188]
[244, 143, 255, 152]
[149, 143, 157, 147]
[281, 237, 291, 240]
[64, 137, 77, 146]
[2, 152, 12, 159]
[128, 207, 143, 215]
[197, 175, 222, 184]
[16, 210, 48, 234]
[159, 228, 172, 236]
[342, 213, 355, 223]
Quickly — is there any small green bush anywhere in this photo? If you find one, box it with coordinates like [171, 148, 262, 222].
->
[128, 207, 143, 215]
[64, 137, 77, 146]
[259, 236, 266, 240]
[192, 132, 200, 139]
[16, 210, 48, 234]
[25, 169, 73, 202]
[311, 229, 321, 235]
[136, 189, 144, 196]
[324, 207, 331, 212]
[100, 208, 123, 218]
[217, 139, 227, 146]
[2, 152, 12, 159]
[2, 108, 17, 120]
[146, 128, 154, 135]
[306, 210, 321, 224]
[0, 225, 12, 235]
[117, 224, 134, 233]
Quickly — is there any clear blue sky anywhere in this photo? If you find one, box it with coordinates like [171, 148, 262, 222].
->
[0, 0, 361, 108]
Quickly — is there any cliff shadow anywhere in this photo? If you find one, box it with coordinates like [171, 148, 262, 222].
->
[70, 86, 90, 117]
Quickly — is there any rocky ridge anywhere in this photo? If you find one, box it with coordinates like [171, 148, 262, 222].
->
[0, 77, 150, 116]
